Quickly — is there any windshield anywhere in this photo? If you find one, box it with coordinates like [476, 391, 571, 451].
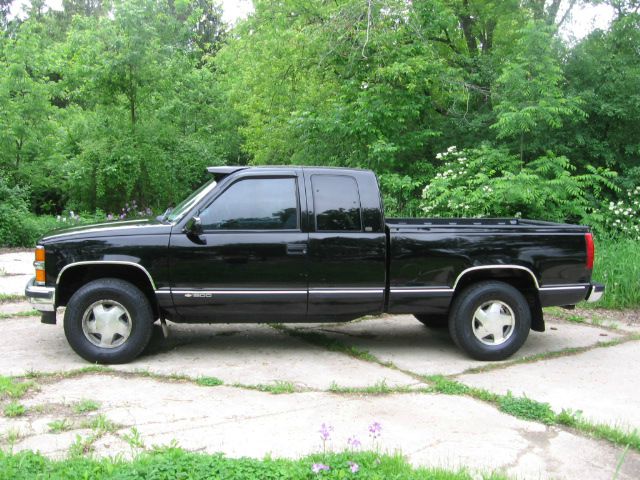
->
[166, 177, 218, 222]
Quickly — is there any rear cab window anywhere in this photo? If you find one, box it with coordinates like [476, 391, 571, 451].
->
[311, 174, 362, 232]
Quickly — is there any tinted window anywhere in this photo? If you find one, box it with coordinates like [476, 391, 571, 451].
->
[200, 178, 298, 230]
[312, 175, 362, 231]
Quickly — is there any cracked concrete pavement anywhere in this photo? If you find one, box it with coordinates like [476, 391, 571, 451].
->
[1, 251, 639, 479]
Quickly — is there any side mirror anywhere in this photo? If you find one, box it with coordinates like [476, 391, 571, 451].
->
[183, 216, 203, 236]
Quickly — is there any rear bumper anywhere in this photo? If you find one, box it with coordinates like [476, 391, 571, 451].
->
[586, 282, 605, 303]
[25, 276, 56, 312]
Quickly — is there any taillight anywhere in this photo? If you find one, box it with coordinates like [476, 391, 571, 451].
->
[34, 246, 45, 285]
[585, 233, 594, 270]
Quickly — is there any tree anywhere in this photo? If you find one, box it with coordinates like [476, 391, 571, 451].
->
[491, 21, 583, 160]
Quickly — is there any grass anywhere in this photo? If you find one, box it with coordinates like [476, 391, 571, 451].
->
[460, 335, 639, 376]
[48, 419, 72, 433]
[0, 310, 40, 320]
[0, 376, 33, 399]
[557, 409, 640, 451]
[80, 414, 117, 433]
[0, 294, 26, 303]
[195, 376, 224, 387]
[425, 375, 640, 451]
[0, 448, 510, 479]
[239, 380, 297, 394]
[498, 392, 556, 424]
[72, 399, 100, 413]
[590, 238, 640, 309]
[3, 402, 26, 418]
[329, 380, 397, 395]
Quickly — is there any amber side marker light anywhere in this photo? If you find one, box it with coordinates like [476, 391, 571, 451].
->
[34, 246, 45, 284]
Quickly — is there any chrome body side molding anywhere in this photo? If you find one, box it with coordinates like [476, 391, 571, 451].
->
[56, 261, 157, 290]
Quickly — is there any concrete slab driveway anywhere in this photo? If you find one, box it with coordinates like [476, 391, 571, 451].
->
[1, 251, 639, 479]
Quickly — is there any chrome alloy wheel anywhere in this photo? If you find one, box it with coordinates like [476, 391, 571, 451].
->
[81, 300, 132, 348]
[471, 300, 515, 346]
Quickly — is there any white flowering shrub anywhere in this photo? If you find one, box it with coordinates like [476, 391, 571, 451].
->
[421, 145, 617, 222]
[587, 187, 640, 240]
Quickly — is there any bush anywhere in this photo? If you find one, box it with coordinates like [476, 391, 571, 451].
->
[0, 175, 34, 247]
[585, 186, 640, 240]
[589, 238, 640, 309]
[420, 145, 616, 222]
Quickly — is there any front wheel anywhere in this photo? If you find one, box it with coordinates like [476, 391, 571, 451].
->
[64, 278, 154, 364]
[448, 281, 531, 361]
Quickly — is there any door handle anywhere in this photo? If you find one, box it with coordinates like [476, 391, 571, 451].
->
[286, 243, 308, 255]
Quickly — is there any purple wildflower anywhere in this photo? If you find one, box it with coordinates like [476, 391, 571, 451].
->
[319, 423, 333, 442]
[107, 213, 114, 221]
[348, 461, 359, 473]
[311, 463, 330, 474]
[347, 436, 361, 449]
[368, 421, 382, 439]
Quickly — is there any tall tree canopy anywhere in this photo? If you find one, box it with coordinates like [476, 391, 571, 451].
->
[0, 0, 638, 222]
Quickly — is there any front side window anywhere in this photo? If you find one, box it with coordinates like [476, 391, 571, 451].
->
[200, 178, 298, 230]
[312, 175, 362, 231]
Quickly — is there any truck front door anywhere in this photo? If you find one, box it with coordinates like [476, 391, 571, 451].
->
[169, 171, 308, 322]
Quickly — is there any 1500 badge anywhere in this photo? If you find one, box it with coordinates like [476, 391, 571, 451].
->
[184, 293, 212, 298]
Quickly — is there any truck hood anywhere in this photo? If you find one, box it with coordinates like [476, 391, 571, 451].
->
[40, 218, 172, 243]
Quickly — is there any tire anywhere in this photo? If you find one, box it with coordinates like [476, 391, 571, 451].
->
[448, 281, 531, 361]
[64, 278, 154, 364]
[414, 314, 448, 329]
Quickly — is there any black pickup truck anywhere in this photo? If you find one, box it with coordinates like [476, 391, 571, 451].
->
[26, 166, 604, 364]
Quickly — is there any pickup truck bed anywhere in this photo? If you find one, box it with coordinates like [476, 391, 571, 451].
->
[25, 166, 603, 364]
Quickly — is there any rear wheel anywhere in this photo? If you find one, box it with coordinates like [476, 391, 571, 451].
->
[413, 314, 448, 329]
[64, 278, 154, 364]
[448, 281, 531, 361]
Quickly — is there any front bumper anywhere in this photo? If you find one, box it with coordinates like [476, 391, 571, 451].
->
[25, 276, 56, 312]
[586, 282, 605, 303]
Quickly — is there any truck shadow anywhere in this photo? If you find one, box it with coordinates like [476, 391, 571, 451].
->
[141, 320, 456, 358]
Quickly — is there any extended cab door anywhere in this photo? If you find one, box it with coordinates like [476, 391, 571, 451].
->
[304, 170, 386, 319]
[168, 170, 308, 322]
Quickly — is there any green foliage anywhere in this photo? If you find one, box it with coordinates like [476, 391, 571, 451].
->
[3, 402, 26, 418]
[498, 392, 556, 424]
[427, 376, 470, 396]
[195, 376, 224, 387]
[491, 22, 583, 160]
[589, 238, 640, 309]
[586, 186, 640, 240]
[0, 448, 508, 479]
[378, 173, 429, 217]
[0, 376, 33, 399]
[421, 145, 616, 222]
[564, 13, 640, 173]
[72, 399, 100, 413]
[48, 419, 72, 433]
[0, 175, 32, 247]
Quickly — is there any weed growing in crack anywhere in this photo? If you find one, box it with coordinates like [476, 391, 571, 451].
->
[48, 419, 72, 433]
[82, 414, 117, 434]
[0, 376, 33, 399]
[68, 434, 96, 457]
[73, 399, 100, 414]
[122, 427, 145, 454]
[196, 376, 224, 387]
[3, 402, 26, 418]
[498, 392, 556, 424]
